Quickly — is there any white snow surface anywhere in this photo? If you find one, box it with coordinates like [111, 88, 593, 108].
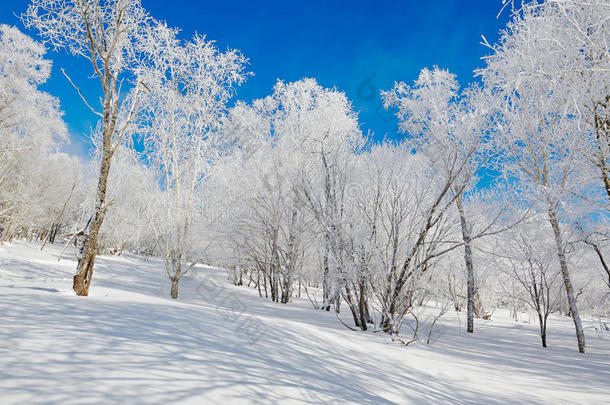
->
[0, 241, 608, 404]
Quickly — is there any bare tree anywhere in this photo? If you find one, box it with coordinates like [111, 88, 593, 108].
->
[499, 220, 563, 348]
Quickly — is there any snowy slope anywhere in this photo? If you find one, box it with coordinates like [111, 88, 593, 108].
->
[0, 241, 608, 404]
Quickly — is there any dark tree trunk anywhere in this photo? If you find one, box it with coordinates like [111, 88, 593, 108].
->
[170, 278, 179, 299]
[322, 250, 331, 311]
[73, 142, 114, 296]
[538, 312, 547, 348]
[73, 251, 96, 296]
[358, 281, 368, 331]
[49, 223, 61, 243]
[364, 300, 373, 324]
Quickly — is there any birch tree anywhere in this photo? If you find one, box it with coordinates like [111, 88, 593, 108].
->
[137, 23, 248, 299]
[24, 0, 158, 296]
[479, 8, 596, 352]
[382, 67, 495, 334]
[277, 79, 366, 319]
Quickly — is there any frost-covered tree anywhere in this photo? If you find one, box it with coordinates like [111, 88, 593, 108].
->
[354, 145, 449, 334]
[494, 0, 610, 201]
[212, 137, 311, 303]
[0, 24, 76, 243]
[275, 79, 366, 320]
[0, 24, 66, 152]
[494, 216, 563, 348]
[478, 5, 601, 353]
[382, 67, 495, 334]
[136, 23, 248, 299]
[23, 0, 159, 296]
[0, 149, 82, 243]
[217, 78, 364, 314]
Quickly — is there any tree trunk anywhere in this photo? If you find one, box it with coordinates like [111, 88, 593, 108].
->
[72, 144, 114, 296]
[348, 304, 361, 328]
[256, 270, 263, 297]
[547, 203, 586, 353]
[381, 301, 397, 334]
[456, 195, 476, 334]
[358, 281, 368, 331]
[541, 329, 547, 348]
[322, 249, 331, 311]
[536, 312, 547, 348]
[364, 300, 373, 324]
[170, 277, 179, 299]
[473, 292, 484, 319]
[334, 290, 341, 314]
[73, 249, 96, 296]
[50, 223, 61, 243]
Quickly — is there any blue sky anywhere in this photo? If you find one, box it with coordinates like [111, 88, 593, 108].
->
[0, 1, 509, 158]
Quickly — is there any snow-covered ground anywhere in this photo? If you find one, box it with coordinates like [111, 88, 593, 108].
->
[0, 241, 608, 404]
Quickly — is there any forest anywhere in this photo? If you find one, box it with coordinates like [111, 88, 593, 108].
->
[1, 0, 608, 366]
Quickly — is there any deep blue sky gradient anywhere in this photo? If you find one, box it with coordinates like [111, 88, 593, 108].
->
[0, 1, 510, 158]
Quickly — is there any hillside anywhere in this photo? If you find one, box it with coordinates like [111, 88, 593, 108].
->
[0, 241, 608, 404]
